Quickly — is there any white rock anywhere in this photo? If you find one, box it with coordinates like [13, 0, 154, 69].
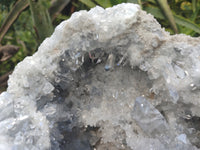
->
[0, 3, 200, 150]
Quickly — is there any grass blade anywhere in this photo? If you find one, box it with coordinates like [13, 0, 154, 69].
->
[192, 0, 197, 13]
[145, 7, 200, 34]
[94, 0, 112, 8]
[79, 0, 96, 8]
[155, 0, 178, 33]
[145, 6, 164, 19]
[0, 0, 29, 43]
[110, 0, 126, 6]
[174, 14, 200, 34]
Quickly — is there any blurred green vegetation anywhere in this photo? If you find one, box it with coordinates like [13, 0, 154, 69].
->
[0, 0, 200, 92]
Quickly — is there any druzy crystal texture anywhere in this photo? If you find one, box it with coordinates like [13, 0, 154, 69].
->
[1, 3, 200, 150]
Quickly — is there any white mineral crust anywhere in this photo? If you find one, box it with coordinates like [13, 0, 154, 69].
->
[0, 3, 200, 150]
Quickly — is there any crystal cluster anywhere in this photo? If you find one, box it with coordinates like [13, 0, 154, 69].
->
[0, 3, 200, 150]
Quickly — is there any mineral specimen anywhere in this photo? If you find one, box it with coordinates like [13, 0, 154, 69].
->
[0, 3, 200, 150]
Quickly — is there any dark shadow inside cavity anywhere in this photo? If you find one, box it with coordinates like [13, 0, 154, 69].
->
[50, 125, 100, 150]
[39, 47, 153, 150]
[59, 126, 100, 150]
[183, 115, 200, 148]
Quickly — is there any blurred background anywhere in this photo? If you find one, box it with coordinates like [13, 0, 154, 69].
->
[0, 0, 200, 93]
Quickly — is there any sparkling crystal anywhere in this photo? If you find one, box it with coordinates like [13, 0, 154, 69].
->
[177, 134, 187, 144]
[132, 97, 168, 137]
[104, 53, 115, 71]
[173, 64, 186, 79]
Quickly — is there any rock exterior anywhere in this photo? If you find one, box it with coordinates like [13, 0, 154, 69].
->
[0, 3, 200, 150]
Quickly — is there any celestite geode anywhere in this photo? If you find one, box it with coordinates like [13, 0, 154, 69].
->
[0, 3, 200, 150]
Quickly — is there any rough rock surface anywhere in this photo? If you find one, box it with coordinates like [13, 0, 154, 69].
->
[0, 3, 200, 150]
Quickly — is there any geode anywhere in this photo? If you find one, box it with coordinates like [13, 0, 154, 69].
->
[0, 3, 200, 150]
